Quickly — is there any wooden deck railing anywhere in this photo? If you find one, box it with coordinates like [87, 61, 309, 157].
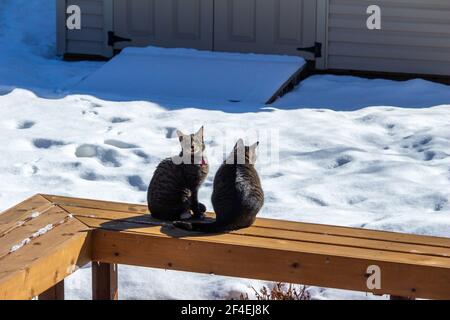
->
[0, 194, 449, 300]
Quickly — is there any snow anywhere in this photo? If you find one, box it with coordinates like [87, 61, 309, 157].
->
[0, 0, 102, 96]
[30, 211, 41, 218]
[31, 223, 54, 238]
[274, 75, 450, 111]
[9, 238, 31, 253]
[0, 0, 449, 300]
[9, 224, 54, 254]
[74, 46, 306, 105]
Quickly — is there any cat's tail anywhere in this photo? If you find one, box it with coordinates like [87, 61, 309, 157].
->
[173, 220, 225, 233]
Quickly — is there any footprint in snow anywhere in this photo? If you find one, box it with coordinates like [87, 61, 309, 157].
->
[133, 150, 155, 164]
[81, 110, 99, 116]
[104, 139, 139, 149]
[328, 155, 353, 169]
[32, 139, 67, 149]
[165, 127, 177, 139]
[304, 196, 328, 207]
[75, 144, 122, 167]
[90, 102, 103, 108]
[80, 170, 104, 181]
[110, 117, 131, 124]
[127, 175, 147, 192]
[17, 121, 35, 129]
[401, 135, 433, 150]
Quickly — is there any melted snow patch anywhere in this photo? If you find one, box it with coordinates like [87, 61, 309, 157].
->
[10, 238, 31, 253]
[9, 223, 54, 254]
[32, 223, 54, 237]
[15, 211, 41, 227]
[30, 211, 41, 218]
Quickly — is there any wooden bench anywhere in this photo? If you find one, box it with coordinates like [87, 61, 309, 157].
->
[0, 194, 449, 300]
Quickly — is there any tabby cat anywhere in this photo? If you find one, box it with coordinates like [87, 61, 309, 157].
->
[174, 139, 264, 232]
[147, 126, 209, 221]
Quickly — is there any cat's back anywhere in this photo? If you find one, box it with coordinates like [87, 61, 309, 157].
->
[148, 158, 182, 194]
[235, 164, 264, 202]
[212, 163, 236, 202]
[152, 157, 178, 178]
[212, 164, 263, 205]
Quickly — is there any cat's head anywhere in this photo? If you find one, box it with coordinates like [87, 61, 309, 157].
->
[226, 139, 259, 165]
[176, 126, 206, 164]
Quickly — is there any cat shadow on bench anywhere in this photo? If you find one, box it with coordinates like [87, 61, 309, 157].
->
[98, 213, 226, 239]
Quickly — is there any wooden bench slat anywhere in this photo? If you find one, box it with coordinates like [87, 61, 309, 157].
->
[1, 195, 448, 300]
[0, 204, 55, 240]
[0, 219, 90, 300]
[236, 225, 450, 258]
[92, 228, 450, 300]
[255, 218, 450, 248]
[49, 195, 450, 248]
[0, 206, 68, 259]
[75, 215, 450, 268]
[41, 194, 148, 214]
[0, 195, 53, 232]
[62, 205, 450, 258]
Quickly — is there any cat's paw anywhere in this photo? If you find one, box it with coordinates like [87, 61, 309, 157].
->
[173, 221, 193, 231]
[180, 211, 193, 220]
[197, 203, 207, 214]
[191, 212, 206, 221]
[191, 203, 207, 220]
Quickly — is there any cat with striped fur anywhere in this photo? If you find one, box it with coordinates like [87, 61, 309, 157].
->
[174, 139, 264, 232]
[147, 126, 209, 221]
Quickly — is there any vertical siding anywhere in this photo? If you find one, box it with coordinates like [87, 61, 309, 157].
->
[326, 0, 450, 76]
[213, 0, 317, 57]
[58, 0, 112, 57]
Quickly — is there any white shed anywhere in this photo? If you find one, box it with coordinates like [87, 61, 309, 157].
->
[57, 0, 450, 76]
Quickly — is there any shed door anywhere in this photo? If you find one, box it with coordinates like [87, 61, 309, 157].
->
[213, 0, 318, 59]
[113, 0, 213, 50]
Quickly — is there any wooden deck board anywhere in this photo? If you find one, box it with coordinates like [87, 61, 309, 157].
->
[41, 194, 148, 214]
[1, 194, 449, 300]
[92, 229, 450, 299]
[0, 206, 69, 259]
[48, 194, 450, 248]
[75, 215, 450, 268]
[0, 194, 53, 233]
[62, 205, 450, 258]
[0, 218, 90, 300]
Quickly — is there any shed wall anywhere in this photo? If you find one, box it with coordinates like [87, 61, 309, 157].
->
[326, 0, 450, 76]
[57, 0, 113, 57]
[56, 0, 450, 76]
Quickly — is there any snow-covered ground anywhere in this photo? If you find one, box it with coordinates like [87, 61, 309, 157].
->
[1, 0, 449, 300]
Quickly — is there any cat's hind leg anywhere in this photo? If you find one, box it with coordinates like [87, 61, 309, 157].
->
[150, 200, 191, 221]
[192, 203, 206, 220]
[190, 190, 207, 220]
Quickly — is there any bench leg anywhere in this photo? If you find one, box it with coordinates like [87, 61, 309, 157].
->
[39, 280, 65, 300]
[92, 262, 118, 300]
[390, 295, 415, 300]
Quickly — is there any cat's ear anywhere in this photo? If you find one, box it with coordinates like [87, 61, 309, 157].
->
[249, 141, 259, 164]
[234, 138, 245, 150]
[176, 130, 185, 141]
[250, 141, 260, 151]
[195, 126, 204, 140]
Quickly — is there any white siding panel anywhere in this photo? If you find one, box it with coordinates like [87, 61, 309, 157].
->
[328, 56, 450, 75]
[326, 0, 450, 75]
[60, 0, 112, 57]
